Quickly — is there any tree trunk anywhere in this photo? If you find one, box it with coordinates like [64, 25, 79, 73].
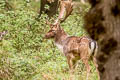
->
[39, 0, 59, 18]
[84, 0, 120, 80]
[4, 0, 13, 11]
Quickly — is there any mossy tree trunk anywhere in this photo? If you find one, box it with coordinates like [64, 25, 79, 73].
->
[84, 0, 120, 80]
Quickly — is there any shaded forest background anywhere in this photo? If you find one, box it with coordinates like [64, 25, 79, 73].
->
[0, 0, 99, 80]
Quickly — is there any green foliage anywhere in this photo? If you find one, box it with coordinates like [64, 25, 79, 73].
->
[0, 1, 98, 80]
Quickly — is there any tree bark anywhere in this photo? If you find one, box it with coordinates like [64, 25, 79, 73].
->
[84, 0, 120, 80]
[4, 0, 13, 11]
[39, 0, 59, 18]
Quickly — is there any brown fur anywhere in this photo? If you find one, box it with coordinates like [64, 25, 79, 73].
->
[44, 0, 99, 79]
[45, 23, 98, 80]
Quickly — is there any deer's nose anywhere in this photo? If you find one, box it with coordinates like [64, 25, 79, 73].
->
[44, 34, 48, 39]
[44, 34, 51, 39]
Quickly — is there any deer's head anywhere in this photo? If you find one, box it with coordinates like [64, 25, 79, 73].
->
[45, 0, 73, 39]
[45, 23, 61, 39]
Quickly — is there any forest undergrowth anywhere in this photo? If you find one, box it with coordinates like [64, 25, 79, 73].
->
[0, 0, 98, 80]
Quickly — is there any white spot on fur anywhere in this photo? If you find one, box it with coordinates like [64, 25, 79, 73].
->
[90, 41, 95, 54]
[55, 43, 63, 53]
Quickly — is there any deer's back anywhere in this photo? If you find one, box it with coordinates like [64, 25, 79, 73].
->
[63, 36, 92, 59]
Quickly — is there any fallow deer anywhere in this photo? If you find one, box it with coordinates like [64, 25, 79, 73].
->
[45, 0, 98, 80]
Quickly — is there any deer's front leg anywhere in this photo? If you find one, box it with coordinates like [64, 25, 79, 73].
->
[82, 59, 91, 80]
[67, 53, 77, 73]
[66, 53, 77, 80]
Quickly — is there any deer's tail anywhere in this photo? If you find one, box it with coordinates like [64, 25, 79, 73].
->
[89, 40, 98, 57]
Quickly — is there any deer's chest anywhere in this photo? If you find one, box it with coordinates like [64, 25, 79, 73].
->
[55, 43, 64, 53]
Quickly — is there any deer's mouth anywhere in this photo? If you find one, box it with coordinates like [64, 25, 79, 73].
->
[44, 34, 55, 39]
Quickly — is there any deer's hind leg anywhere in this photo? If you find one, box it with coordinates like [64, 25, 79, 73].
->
[93, 57, 100, 80]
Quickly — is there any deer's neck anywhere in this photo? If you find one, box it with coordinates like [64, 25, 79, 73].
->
[54, 29, 68, 45]
[54, 29, 68, 53]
